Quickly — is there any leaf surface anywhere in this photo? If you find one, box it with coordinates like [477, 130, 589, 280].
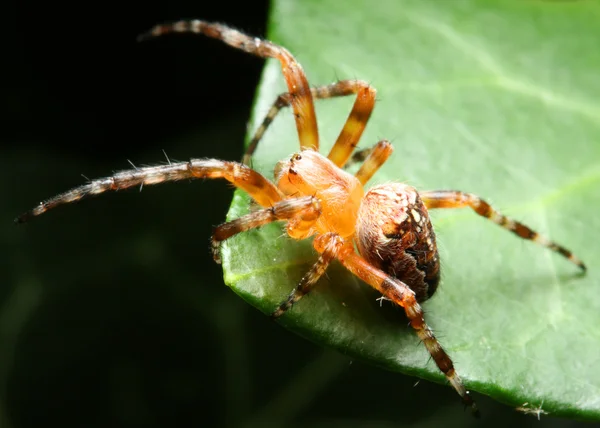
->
[221, 0, 600, 419]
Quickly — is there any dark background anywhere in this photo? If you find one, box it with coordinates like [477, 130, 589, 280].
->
[2, 1, 589, 427]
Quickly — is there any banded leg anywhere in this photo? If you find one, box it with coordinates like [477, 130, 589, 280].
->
[327, 80, 377, 168]
[243, 80, 375, 166]
[354, 140, 394, 185]
[271, 232, 342, 319]
[420, 190, 586, 271]
[139, 20, 319, 151]
[344, 146, 375, 170]
[211, 196, 321, 263]
[15, 160, 283, 223]
[312, 234, 479, 417]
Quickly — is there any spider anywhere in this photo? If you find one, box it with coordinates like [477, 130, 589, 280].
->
[16, 20, 586, 417]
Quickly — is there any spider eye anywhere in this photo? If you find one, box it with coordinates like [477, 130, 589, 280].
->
[294, 154, 302, 161]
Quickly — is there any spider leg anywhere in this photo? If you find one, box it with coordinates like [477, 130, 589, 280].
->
[326, 81, 377, 167]
[312, 233, 479, 417]
[354, 140, 394, 185]
[211, 195, 321, 263]
[243, 80, 373, 166]
[420, 190, 586, 271]
[344, 138, 393, 171]
[139, 20, 319, 152]
[15, 160, 283, 223]
[271, 232, 341, 319]
[343, 146, 375, 170]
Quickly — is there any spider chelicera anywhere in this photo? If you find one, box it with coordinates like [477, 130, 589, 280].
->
[16, 20, 586, 417]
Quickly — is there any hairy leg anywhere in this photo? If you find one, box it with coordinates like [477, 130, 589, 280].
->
[354, 140, 394, 185]
[271, 232, 341, 318]
[326, 80, 377, 167]
[16, 160, 283, 223]
[420, 190, 586, 270]
[211, 196, 321, 263]
[313, 234, 479, 417]
[139, 20, 319, 152]
[243, 80, 373, 165]
[344, 146, 375, 170]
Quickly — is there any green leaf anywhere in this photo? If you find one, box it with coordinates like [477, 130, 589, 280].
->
[221, 0, 600, 420]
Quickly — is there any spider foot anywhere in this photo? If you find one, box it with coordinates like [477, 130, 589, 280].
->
[463, 391, 480, 419]
[211, 239, 222, 264]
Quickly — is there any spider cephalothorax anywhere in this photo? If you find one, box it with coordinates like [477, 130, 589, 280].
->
[16, 20, 586, 417]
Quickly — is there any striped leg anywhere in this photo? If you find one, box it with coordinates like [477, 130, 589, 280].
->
[312, 234, 479, 417]
[354, 140, 394, 185]
[211, 196, 321, 263]
[420, 190, 586, 271]
[271, 232, 342, 319]
[243, 80, 372, 165]
[326, 80, 377, 167]
[139, 20, 319, 152]
[15, 160, 283, 223]
[344, 146, 375, 170]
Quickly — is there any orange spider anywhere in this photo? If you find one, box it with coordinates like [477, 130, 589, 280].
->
[16, 20, 586, 417]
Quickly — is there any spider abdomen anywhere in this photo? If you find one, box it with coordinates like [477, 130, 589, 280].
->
[356, 183, 440, 302]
